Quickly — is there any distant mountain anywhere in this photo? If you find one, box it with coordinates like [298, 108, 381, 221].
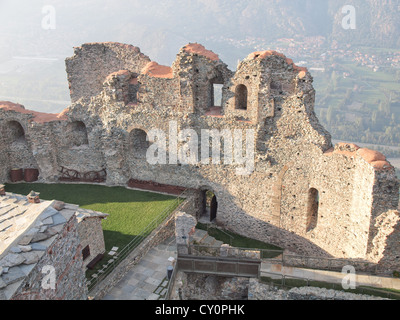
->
[329, 0, 400, 48]
[1, 0, 399, 59]
[0, 0, 398, 113]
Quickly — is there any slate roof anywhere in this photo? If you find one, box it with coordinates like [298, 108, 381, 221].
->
[0, 192, 108, 300]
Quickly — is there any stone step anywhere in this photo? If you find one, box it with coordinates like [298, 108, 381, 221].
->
[192, 229, 208, 243]
[213, 240, 224, 247]
[191, 228, 226, 248]
[201, 235, 216, 246]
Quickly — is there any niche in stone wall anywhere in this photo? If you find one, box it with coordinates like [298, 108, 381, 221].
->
[67, 121, 89, 148]
[2, 120, 38, 171]
[130, 128, 150, 159]
[235, 84, 248, 110]
[127, 77, 139, 104]
[306, 188, 319, 232]
[4, 120, 26, 144]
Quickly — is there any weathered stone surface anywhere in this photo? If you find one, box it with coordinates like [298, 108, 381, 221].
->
[18, 245, 32, 252]
[18, 236, 33, 246]
[30, 232, 49, 243]
[21, 251, 44, 265]
[52, 201, 65, 211]
[0, 277, 6, 289]
[0, 41, 399, 274]
[173, 273, 249, 300]
[0, 254, 26, 268]
[248, 278, 388, 300]
[0, 193, 100, 300]
[1, 266, 25, 285]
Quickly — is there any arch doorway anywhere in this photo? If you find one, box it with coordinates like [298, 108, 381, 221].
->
[129, 128, 150, 159]
[201, 189, 218, 222]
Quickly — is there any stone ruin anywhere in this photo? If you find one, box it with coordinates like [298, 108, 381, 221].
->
[0, 42, 399, 273]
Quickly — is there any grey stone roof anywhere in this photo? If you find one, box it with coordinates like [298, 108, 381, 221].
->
[0, 193, 108, 300]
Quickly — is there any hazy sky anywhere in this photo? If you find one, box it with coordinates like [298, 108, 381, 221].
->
[0, 1, 398, 113]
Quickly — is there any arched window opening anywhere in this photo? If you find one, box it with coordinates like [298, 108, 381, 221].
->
[130, 129, 150, 159]
[6, 121, 26, 143]
[306, 188, 319, 232]
[235, 84, 248, 110]
[68, 121, 89, 147]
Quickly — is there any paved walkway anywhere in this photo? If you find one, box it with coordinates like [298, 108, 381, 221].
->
[102, 236, 177, 300]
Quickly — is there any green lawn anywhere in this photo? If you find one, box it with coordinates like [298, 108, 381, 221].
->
[5, 183, 180, 252]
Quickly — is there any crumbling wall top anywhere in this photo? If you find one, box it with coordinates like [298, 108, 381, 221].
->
[182, 43, 220, 62]
[141, 61, 174, 79]
[66, 42, 151, 103]
[246, 50, 308, 79]
[0, 101, 68, 123]
[324, 142, 393, 171]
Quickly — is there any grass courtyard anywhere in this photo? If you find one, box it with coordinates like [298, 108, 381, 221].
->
[5, 183, 182, 253]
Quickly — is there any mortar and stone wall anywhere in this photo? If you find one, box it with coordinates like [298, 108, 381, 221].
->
[0, 42, 399, 273]
[10, 212, 87, 300]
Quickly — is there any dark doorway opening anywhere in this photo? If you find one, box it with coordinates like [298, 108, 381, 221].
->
[201, 189, 218, 223]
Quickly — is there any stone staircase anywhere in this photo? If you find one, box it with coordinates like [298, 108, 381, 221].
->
[191, 228, 224, 248]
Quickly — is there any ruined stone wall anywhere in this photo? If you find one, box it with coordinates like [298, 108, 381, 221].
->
[65, 42, 151, 104]
[1, 42, 399, 272]
[78, 218, 106, 269]
[52, 114, 106, 174]
[0, 105, 55, 182]
[11, 215, 87, 300]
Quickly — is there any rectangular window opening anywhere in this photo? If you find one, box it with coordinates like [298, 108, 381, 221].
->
[82, 245, 91, 261]
[212, 83, 223, 107]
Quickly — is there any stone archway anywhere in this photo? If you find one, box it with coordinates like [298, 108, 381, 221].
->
[66, 121, 89, 147]
[235, 84, 248, 110]
[200, 188, 218, 223]
[2, 120, 38, 175]
[129, 128, 150, 159]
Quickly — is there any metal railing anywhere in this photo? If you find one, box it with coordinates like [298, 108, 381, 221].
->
[259, 249, 380, 274]
[164, 263, 179, 300]
[86, 191, 186, 293]
[177, 255, 261, 278]
[182, 244, 262, 260]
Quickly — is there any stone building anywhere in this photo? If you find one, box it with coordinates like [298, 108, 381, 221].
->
[0, 189, 107, 300]
[0, 42, 398, 273]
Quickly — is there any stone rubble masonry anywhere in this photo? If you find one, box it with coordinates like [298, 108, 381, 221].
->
[175, 211, 197, 255]
[76, 212, 108, 269]
[247, 278, 387, 300]
[172, 274, 388, 300]
[8, 205, 87, 300]
[0, 41, 399, 273]
[0, 193, 106, 300]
